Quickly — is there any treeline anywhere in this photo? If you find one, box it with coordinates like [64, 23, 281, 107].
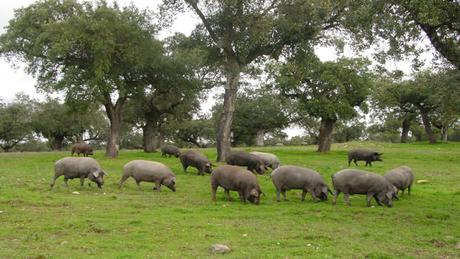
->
[0, 0, 459, 156]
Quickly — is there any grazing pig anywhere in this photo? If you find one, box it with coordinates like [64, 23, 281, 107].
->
[211, 165, 263, 204]
[50, 157, 106, 188]
[271, 166, 331, 202]
[226, 151, 266, 174]
[161, 145, 181, 158]
[332, 169, 396, 207]
[348, 149, 382, 167]
[384, 166, 414, 196]
[250, 151, 280, 170]
[119, 160, 176, 192]
[71, 142, 94, 157]
[179, 150, 213, 176]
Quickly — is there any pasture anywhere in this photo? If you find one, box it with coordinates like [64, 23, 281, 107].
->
[0, 142, 459, 258]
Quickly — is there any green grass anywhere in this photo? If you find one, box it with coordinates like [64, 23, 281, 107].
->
[0, 142, 459, 258]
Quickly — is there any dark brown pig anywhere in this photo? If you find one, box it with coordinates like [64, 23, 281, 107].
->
[161, 145, 181, 158]
[271, 165, 331, 202]
[179, 150, 213, 176]
[210, 165, 263, 204]
[71, 142, 94, 157]
[348, 149, 382, 167]
[384, 166, 414, 196]
[332, 169, 396, 207]
[226, 151, 266, 174]
[119, 160, 176, 192]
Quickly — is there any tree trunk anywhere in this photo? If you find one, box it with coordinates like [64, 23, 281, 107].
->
[400, 117, 411, 143]
[143, 118, 161, 153]
[255, 130, 264, 146]
[317, 118, 335, 152]
[216, 61, 240, 162]
[441, 126, 448, 142]
[52, 135, 65, 151]
[420, 109, 436, 144]
[104, 99, 125, 158]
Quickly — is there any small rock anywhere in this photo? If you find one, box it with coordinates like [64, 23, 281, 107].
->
[307, 243, 311, 247]
[417, 180, 429, 184]
[242, 233, 248, 237]
[210, 244, 231, 254]
[60, 241, 68, 245]
[456, 242, 460, 249]
[72, 191, 80, 195]
[0, 211, 4, 214]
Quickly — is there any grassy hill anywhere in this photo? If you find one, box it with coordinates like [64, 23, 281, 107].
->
[0, 142, 459, 258]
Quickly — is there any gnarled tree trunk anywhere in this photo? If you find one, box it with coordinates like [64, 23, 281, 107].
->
[400, 117, 411, 143]
[317, 118, 335, 152]
[216, 61, 240, 162]
[440, 126, 449, 142]
[104, 98, 125, 158]
[420, 108, 436, 144]
[52, 135, 65, 151]
[143, 118, 161, 153]
[255, 129, 264, 146]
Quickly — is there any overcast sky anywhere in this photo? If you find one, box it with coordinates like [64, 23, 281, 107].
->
[0, 1, 436, 137]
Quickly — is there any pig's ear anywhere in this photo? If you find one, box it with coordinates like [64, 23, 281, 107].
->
[321, 186, 328, 194]
[92, 171, 100, 178]
[377, 152, 383, 156]
[171, 177, 176, 184]
[250, 189, 258, 196]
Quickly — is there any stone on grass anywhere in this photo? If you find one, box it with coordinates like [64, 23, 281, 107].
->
[416, 180, 429, 184]
[210, 244, 231, 254]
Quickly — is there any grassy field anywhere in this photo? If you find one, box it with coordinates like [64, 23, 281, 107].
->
[0, 142, 459, 258]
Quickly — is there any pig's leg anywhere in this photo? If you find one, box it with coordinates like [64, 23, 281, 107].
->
[154, 181, 161, 192]
[211, 184, 218, 201]
[282, 190, 287, 201]
[401, 189, 405, 196]
[80, 175, 85, 187]
[353, 159, 358, 166]
[366, 193, 373, 207]
[182, 163, 188, 172]
[224, 189, 232, 201]
[332, 190, 340, 205]
[308, 189, 319, 202]
[238, 190, 245, 203]
[301, 190, 307, 201]
[373, 195, 382, 206]
[50, 174, 60, 188]
[64, 177, 69, 187]
[135, 180, 142, 190]
[344, 193, 351, 206]
[348, 158, 352, 167]
[118, 175, 130, 189]
[407, 185, 411, 195]
[276, 188, 281, 202]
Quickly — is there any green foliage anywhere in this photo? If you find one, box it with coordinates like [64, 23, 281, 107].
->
[0, 143, 459, 257]
[212, 90, 289, 146]
[276, 52, 371, 122]
[334, 119, 366, 143]
[343, 0, 460, 69]
[165, 117, 216, 148]
[0, 0, 161, 102]
[0, 94, 34, 152]
[32, 98, 106, 149]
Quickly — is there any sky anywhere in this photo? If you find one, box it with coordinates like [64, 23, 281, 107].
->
[0, 1, 436, 138]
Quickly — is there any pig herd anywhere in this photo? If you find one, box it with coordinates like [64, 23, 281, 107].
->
[52, 146, 414, 208]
